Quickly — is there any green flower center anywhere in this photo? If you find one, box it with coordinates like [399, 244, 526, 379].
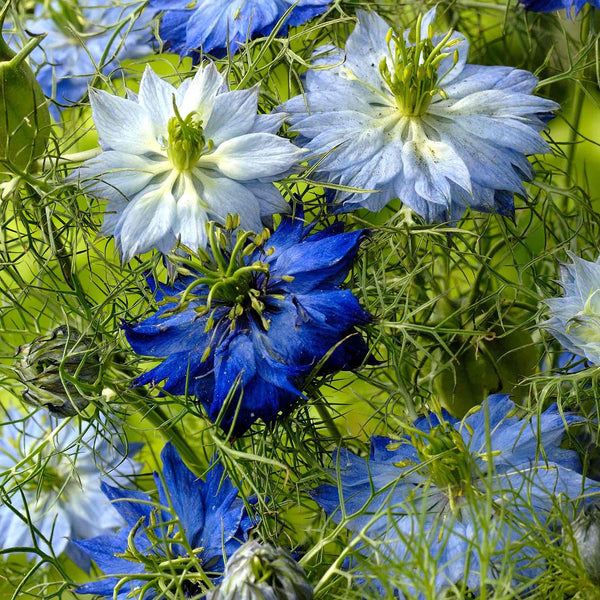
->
[166, 105, 211, 172]
[415, 425, 471, 491]
[567, 289, 600, 344]
[379, 15, 460, 117]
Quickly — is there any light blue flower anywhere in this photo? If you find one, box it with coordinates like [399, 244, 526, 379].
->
[543, 254, 600, 366]
[313, 395, 598, 596]
[283, 9, 558, 222]
[149, 0, 330, 59]
[71, 63, 305, 262]
[0, 409, 142, 570]
[17, 0, 155, 119]
[74, 442, 257, 599]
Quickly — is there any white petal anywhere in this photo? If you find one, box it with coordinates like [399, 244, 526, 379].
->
[203, 86, 260, 146]
[175, 175, 209, 251]
[89, 89, 159, 154]
[201, 133, 305, 180]
[115, 175, 178, 262]
[196, 173, 264, 233]
[179, 62, 224, 122]
[138, 65, 177, 138]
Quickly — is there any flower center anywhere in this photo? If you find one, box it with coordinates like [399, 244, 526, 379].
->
[379, 15, 459, 117]
[167, 105, 210, 172]
[567, 289, 600, 344]
[167, 217, 282, 342]
[415, 425, 471, 492]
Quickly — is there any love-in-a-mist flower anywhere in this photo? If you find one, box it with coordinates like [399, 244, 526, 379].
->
[72, 64, 304, 263]
[0, 409, 141, 570]
[542, 254, 600, 366]
[313, 395, 598, 596]
[16, 0, 155, 119]
[520, 0, 600, 16]
[283, 9, 558, 222]
[149, 0, 330, 59]
[74, 442, 256, 599]
[123, 213, 372, 435]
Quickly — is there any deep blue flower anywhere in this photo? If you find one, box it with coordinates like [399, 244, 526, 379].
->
[124, 213, 372, 435]
[149, 0, 330, 60]
[283, 8, 558, 222]
[313, 394, 599, 596]
[16, 1, 155, 119]
[74, 442, 256, 599]
[520, 0, 600, 15]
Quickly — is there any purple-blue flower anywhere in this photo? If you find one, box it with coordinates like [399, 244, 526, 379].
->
[124, 213, 372, 435]
[313, 395, 599, 596]
[520, 0, 600, 15]
[18, 1, 155, 119]
[149, 0, 330, 59]
[74, 442, 256, 598]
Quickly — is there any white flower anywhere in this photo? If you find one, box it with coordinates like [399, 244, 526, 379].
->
[72, 64, 305, 262]
[0, 410, 141, 569]
[543, 253, 600, 365]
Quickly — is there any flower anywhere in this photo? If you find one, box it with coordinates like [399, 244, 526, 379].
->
[71, 64, 304, 263]
[572, 502, 600, 586]
[283, 9, 558, 222]
[520, 0, 600, 16]
[0, 409, 141, 570]
[123, 213, 372, 435]
[312, 394, 598, 596]
[212, 540, 313, 600]
[17, 0, 155, 119]
[542, 253, 600, 366]
[148, 0, 330, 60]
[74, 442, 256, 599]
[15, 326, 102, 416]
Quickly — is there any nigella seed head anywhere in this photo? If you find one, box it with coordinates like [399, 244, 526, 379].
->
[212, 541, 313, 600]
[15, 326, 102, 416]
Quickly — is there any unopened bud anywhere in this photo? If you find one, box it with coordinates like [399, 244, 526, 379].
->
[0, 5, 50, 173]
[212, 541, 313, 600]
[15, 326, 102, 416]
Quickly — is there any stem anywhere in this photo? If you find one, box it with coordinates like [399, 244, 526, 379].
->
[314, 398, 342, 441]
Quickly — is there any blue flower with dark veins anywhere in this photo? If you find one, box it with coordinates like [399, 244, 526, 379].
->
[149, 0, 331, 60]
[74, 442, 256, 599]
[15, 0, 155, 119]
[123, 213, 372, 435]
[283, 8, 558, 222]
[313, 394, 600, 597]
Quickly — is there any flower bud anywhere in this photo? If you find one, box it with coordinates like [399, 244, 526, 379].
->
[0, 4, 50, 173]
[573, 503, 600, 586]
[211, 541, 313, 600]
[15, 326, 102, 416]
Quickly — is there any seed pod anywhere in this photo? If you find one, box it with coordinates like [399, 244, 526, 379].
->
[212, 541, 313, 600]
[573, 502, 600, 586]
[15, 326, 102, 416]
[0, 3, 50, 172]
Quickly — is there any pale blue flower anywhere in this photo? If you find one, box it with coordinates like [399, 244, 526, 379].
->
[0, 409, 142, 570]
[19, 0, 155, 119]
[283, 9, 558, 222]
[543, 253, 600, 365]
[313, 395, 598, 596]
[149, 0, 330, 59]
[71, 64, 305, 262]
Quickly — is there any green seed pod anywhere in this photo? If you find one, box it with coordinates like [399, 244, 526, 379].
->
[573, 502, 600, 586]
[211, 541, 313, 600]
[15, 326, 102, 416]
[0, 3, 50, 173]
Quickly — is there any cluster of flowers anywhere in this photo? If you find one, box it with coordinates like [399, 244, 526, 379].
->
[2, 0, 600, 598]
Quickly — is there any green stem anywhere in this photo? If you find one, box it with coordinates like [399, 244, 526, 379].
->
[314, 398, 342, 441]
